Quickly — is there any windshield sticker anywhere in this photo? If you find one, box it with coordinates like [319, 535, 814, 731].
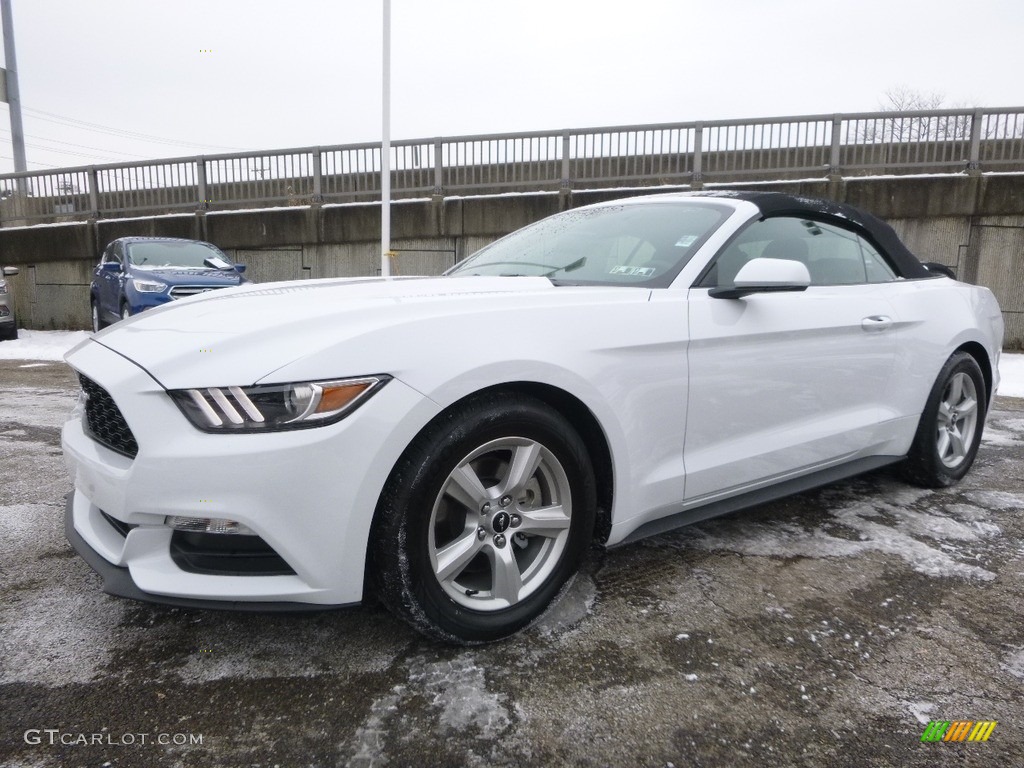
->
[204, 255, 232, 269]
[609, 266, 655, 277]
[675, 235, 699, 247]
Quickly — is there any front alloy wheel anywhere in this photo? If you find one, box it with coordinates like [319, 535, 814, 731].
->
[372, 392, 596, 644]
[429, 437, 573, 611]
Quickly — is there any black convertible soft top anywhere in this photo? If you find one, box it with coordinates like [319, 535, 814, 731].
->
[689, 191, 932, 279]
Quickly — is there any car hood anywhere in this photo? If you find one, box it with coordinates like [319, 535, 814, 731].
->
[72, 276, 648, 389]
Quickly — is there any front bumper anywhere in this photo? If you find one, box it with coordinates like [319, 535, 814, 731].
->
[64, 492, 332, 611]
[62, 338, 440, 608]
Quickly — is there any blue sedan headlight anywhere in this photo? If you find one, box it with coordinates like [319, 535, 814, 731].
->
[131, 278, 166, 293]
[168, 376, 390, 432]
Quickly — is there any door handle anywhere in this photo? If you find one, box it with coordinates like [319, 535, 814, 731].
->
[861, 315, 892, 332]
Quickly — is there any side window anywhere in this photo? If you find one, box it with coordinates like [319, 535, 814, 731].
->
[699, 216, 899, 287]
[860, 239, 898, 283]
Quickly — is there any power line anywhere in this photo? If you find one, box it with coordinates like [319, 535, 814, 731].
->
[0, 155, 58, 168]
[2, 139, 130, 163]
[22, 106, 250, 152]
[0, 126, 152, 159]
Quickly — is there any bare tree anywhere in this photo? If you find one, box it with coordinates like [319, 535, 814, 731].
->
[857, 87, 972, 143]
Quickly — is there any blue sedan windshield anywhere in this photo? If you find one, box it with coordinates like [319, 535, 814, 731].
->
[127, 242, 233, 270]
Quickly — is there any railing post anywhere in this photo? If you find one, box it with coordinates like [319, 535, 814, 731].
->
[312, 148, 323, 203]
[87, 166, 99, 218]
[432, 138, 443, 200]
[967, 108, 984, 175]
[559, 130, 572, 208]
[196, 156, 208, 210]
[828, 114, 843, 180]
[691, 123, 703, 189]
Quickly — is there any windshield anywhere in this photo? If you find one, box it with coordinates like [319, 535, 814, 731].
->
[127, 241, 234, 270]
[447, 201, 731, 287]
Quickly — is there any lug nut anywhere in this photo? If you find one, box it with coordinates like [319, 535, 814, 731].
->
[477, 526, 487, 540]
[500, 495, 512, 507]
[493, 534, 506, 548]
[510, 514, 522, 528]
[481, 502, 491, 515]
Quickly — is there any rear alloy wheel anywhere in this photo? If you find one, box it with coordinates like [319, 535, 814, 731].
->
[902, 351, 987, 488]
[372, 392, 596, 644]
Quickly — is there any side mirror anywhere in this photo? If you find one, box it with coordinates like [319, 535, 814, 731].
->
[709, 258, 811, 300]
[234, 264, 247, 274]
[100, 262, 121, 274]
[1, 266, 18, 276]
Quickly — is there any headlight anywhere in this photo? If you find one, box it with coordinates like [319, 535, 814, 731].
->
[168, 376, 390, 432]
[132, 278, 166, 293]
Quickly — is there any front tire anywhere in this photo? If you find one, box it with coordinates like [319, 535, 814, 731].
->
[91, 300, 105, 332]
[371, 392, 597, 644]
[902, 351, 987, 488]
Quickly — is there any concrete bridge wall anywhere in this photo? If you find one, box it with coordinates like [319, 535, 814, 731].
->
[1, 174, 1022, 347]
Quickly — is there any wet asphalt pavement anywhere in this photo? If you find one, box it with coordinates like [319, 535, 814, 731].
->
[1, 358, 1022, 768]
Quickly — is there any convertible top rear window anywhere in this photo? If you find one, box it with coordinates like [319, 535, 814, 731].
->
[448, 202, 731, 288]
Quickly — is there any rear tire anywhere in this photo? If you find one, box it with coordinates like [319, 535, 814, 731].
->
[370, 392, 596, 644]
[902, 351, 987, 488]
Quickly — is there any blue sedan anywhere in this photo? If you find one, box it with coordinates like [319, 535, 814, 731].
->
[90, 237, 249, 331]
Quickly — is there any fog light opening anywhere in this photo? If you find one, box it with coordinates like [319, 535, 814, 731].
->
[164, 516, 256, 535]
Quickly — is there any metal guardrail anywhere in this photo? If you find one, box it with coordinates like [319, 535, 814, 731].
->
[1, 107, 1022, 226]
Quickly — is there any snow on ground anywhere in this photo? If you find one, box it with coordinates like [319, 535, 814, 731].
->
[998, 352, 1024, 398]
[0, 330, 91, 361]
[2, 330, 1024, 397]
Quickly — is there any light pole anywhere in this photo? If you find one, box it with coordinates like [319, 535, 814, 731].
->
[380, 0, 392, 277]
[0, 0, 27, 178]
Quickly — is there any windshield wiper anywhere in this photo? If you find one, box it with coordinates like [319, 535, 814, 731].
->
[543, 256, 586, 277]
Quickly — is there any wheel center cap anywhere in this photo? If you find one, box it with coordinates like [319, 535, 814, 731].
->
[492, 511, 511, 534]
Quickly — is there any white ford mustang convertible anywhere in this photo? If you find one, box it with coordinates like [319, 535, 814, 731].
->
[62, 191, 1004, 643]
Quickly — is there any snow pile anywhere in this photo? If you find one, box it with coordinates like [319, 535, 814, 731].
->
[0, 329, 90, 361]
[998, 353, 1024, 398]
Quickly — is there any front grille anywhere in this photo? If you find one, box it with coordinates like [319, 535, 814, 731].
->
[79, 374, 139, 458]
[169, 285, 228, 299]
[170, 531, 296, 576]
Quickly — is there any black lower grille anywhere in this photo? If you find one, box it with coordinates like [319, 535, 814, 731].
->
[79, 374, 138, 458]
[170, 531, 296, 576]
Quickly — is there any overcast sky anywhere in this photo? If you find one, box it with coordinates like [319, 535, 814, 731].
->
[0, 0, 1020, 173]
